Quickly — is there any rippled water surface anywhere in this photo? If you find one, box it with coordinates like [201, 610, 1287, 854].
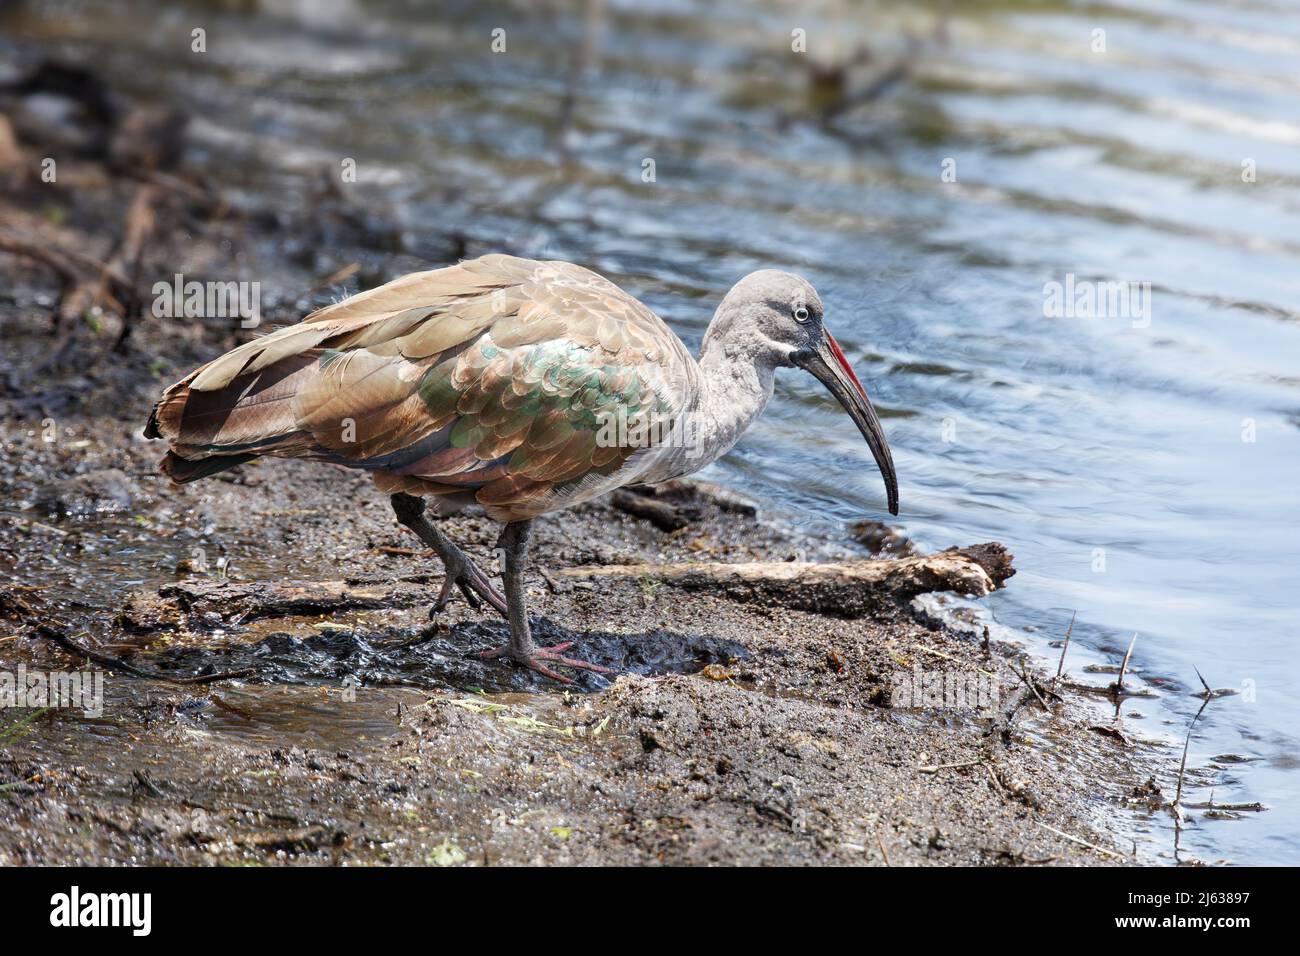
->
[6, 0, 1300, 864]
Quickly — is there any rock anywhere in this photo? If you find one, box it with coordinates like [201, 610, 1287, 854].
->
[850, 519, 913, 556]
[116, 589, 183, 633]
[1, 60, 118, 158]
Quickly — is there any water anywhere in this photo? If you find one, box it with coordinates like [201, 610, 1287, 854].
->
[5, 0, 1299, 864]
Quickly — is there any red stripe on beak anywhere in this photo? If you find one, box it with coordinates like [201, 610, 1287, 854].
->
[825, 331, 868, 402]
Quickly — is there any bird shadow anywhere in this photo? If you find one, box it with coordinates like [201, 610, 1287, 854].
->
[144, 617, 750, 694]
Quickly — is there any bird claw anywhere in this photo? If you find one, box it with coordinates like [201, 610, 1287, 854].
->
[429, 553, 508, 618]
[477, 641, 612, 684]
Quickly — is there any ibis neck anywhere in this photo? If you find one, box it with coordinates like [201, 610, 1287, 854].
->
[691, 334, 778, 466]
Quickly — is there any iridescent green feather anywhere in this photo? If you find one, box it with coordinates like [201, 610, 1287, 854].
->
[415, 335, 677, 489]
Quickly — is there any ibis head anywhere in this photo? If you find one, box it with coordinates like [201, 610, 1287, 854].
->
[707, 270, 899, 516]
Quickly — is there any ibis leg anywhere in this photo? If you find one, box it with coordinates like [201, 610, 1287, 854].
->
[389, 493, 507, 617]
[479, 519, 611, 683]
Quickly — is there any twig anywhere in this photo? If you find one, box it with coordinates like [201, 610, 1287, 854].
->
[5, 182, 158, 369]
[992, 683, 1033, 743]
[138, 169, 224, 210]
[1036, 822, 1126, 860]
[180, 797, 309, 825]
[0, 232, 130, 286]
[1055, 610, 1076, 680]
[34, 624, 253, 686]
[916, 645, 996, 677]
[875, 825, 891, 866]
[132, 769, 165, 798]
[1009, 662, 1053, 713]
[918, 759, 980, 774]
[1057, 677, 1120, 697]
[610, 489, 693, 531]
[984, 762, 1007, 799]
[225, 825, 330, 852]
[1173, 692, 1213, 828]
[1116, 632, 1138, 692]
[557, 0, 607, 150]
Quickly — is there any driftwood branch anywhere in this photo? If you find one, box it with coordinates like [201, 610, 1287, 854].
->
[0, 180, 158, 373]
[555, 543, 1014, 617]
[607, 479, 757, 530]
[119, 544, 1013, 630]
[610, 489, 695, 531]
[0, 233, 84, 285]
[107, 183, 158, 351]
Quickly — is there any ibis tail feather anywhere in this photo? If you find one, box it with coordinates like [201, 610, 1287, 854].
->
[159, 450, 258, 483]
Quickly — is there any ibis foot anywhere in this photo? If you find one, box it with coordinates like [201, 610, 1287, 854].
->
[484, 518, 612, 683]
[431, 551, 508, 617]
[478, 641, 612, 684]
[390, 492, 508, 618]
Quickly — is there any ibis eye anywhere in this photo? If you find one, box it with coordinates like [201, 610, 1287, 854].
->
[793, 305, 810, 323]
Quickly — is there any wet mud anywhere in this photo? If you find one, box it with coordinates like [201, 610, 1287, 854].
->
[0, 395, 1162, 864]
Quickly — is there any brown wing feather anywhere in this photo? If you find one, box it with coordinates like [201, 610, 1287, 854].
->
[147, 255, 695, 519]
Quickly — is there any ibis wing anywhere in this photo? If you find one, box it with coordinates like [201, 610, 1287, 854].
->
[150, 255, 695, 517]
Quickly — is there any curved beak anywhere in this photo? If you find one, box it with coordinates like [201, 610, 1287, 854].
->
[794, 330, 899, 516]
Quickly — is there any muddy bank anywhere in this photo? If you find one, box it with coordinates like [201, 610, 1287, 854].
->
[0, 415, 1161, 864]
